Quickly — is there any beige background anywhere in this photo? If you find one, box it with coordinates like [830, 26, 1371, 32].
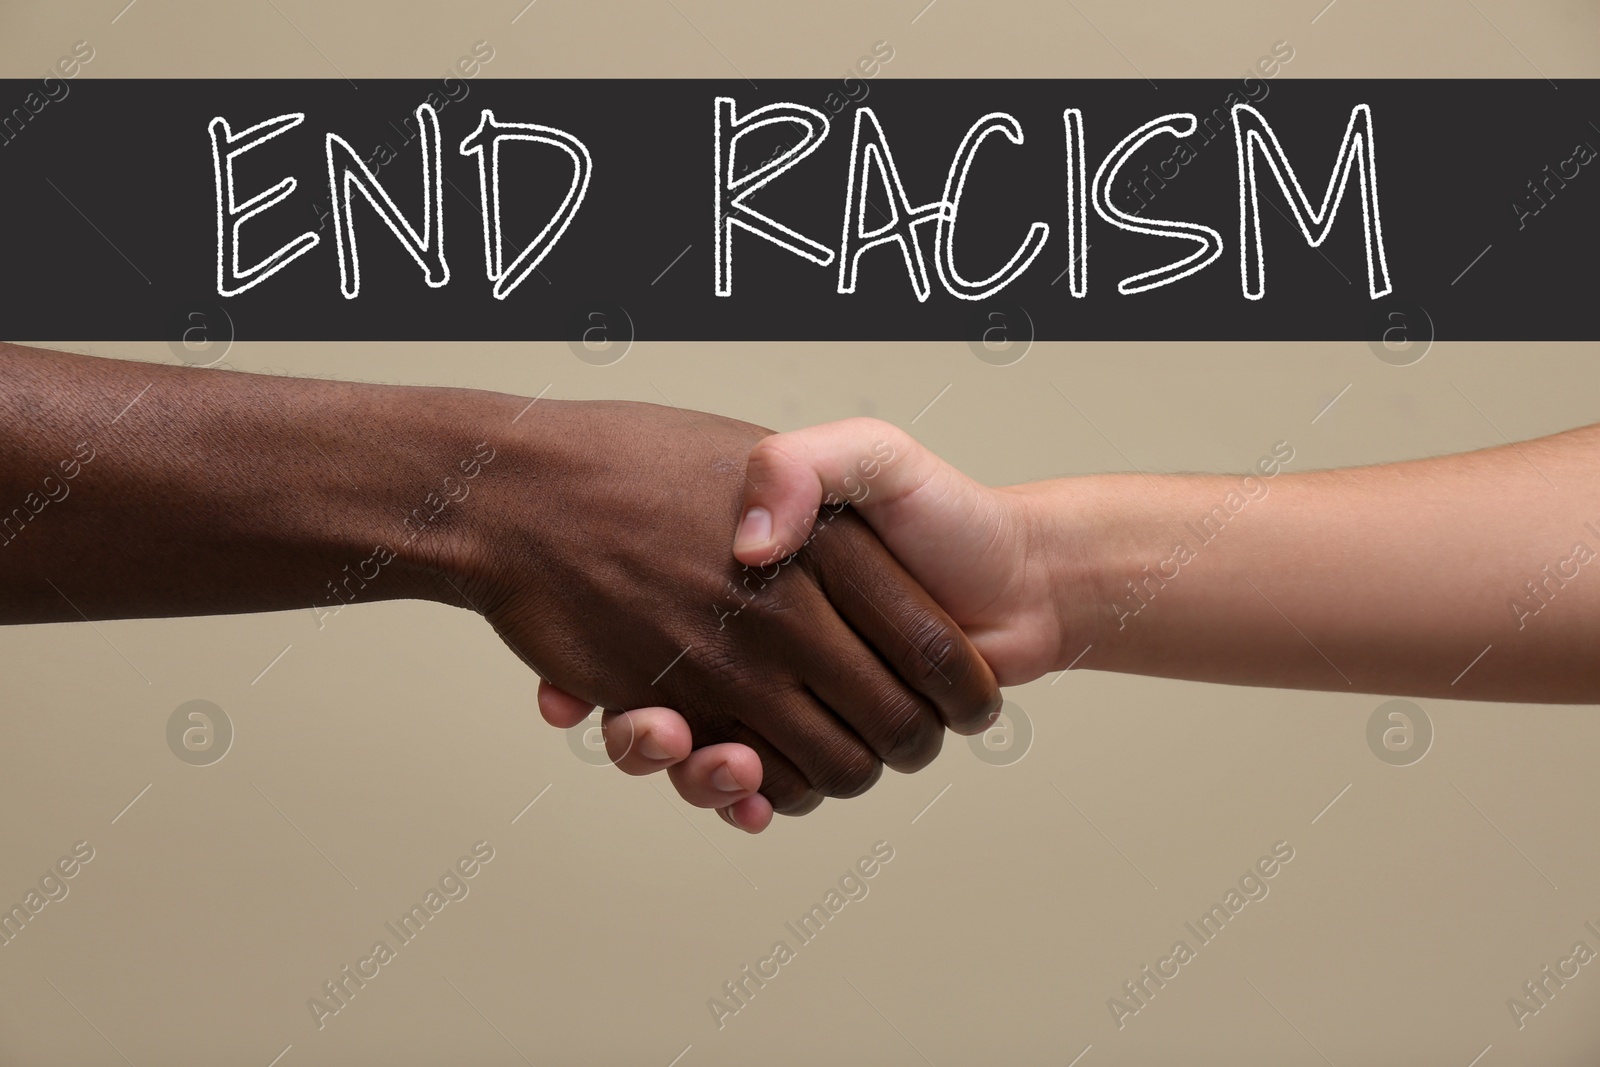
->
[3, 1, 1599, 1064]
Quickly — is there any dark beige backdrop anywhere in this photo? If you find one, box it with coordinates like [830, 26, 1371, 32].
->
[2, 1, 1597, 1064]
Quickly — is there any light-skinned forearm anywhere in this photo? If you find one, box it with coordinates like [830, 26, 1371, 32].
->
[1040, 427, 1600, 701]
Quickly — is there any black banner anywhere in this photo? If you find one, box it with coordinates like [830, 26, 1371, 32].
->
[0, 78, 1593, 340]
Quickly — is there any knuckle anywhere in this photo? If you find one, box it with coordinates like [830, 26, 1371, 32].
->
[811, 746, 883, 799]
[698, 641, 742, 678]
[852, 418, 909, 465]
[770, 787, 824, 817]
[904, 615, 964, 693]
[845, 416, 896, 442]
[874, 688, 940, 768]
[757, 759, 818, 815]
[746, 435, 797, 484]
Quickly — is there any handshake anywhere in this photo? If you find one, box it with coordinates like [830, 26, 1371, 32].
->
[506, 404, 1070, 834]
[0, 346, 1051, 835]
[5, 344, 1594, 829]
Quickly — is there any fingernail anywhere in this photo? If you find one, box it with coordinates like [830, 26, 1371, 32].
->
[734, 507, 771, 551]
[638, 734, 671, 761]
[712, 765, 743, 793]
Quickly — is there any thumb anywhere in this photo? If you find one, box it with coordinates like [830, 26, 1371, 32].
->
[732, 418, 958, 567]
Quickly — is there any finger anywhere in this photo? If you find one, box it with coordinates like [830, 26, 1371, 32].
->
[809, 510, 1002, 735]
[666, 743, 763, 807]
[725, 723, 825, 816]
[718, 794, 774, 833]
[795, 606, 946, 774]
[669, 649, 878, 808]
[601, 707, 691, 774]
[731, 685, 884, 801]
[538, 678, 596, 728]
[734, 419, 962, 567]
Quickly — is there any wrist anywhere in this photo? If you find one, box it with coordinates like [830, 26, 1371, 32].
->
[335, 383, 523, 614]
[403, 392, 599, 619]
[1010, 474, 1138, 672]
[1028, 470, 1273, 676]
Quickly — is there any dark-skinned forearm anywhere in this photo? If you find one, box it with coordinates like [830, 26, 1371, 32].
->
[0, 343, 505, 623]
